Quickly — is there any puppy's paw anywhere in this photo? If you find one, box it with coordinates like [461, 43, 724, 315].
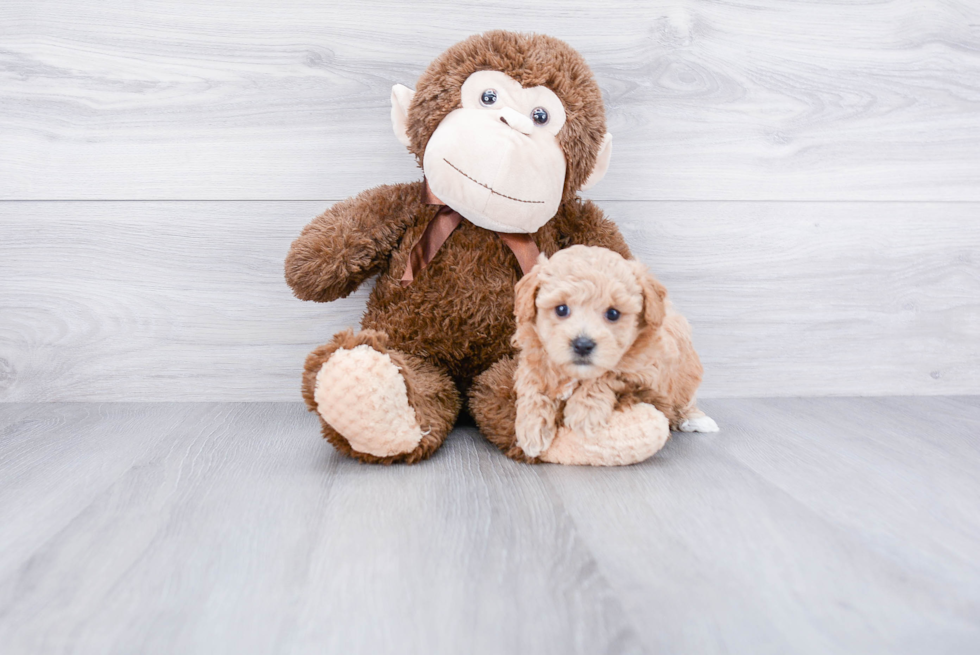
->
[563, 383, 615, 439]
[516, 415, 556, 458]
[677, 415, 720, 433]
[515, 390, 559, 458]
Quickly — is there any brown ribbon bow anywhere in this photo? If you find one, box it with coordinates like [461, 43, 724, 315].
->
[399, 182, 541, 287]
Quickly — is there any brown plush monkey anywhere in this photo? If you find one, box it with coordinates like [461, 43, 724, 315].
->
[285, 31, 635, 464]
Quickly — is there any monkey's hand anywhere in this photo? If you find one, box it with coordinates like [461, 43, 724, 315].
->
[515, 391, 558, 458]
[285, 182, 424, 302]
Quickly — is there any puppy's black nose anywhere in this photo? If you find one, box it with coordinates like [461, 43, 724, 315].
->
[571, 336, 596, 357]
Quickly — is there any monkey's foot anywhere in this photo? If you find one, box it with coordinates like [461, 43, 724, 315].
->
[542, 402, 670, 466]
[314, 344, 423, 458]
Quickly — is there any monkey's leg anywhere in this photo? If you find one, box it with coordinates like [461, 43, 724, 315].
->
[302, 329, 460, 464]
[470, 359, 670, 466]
[542, 403, 670, 467]
[468, 356, 538, 463]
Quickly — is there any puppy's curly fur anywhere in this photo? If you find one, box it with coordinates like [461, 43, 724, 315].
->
[471, 246, 716, 465]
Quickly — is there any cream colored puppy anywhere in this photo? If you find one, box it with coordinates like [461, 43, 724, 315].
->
[513, 245, 718, 465]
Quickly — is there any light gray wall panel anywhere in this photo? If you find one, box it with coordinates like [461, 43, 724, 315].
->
[0, 201, 364, 402]
[1, 200, 976, 401]
[1, 0, 977, 200]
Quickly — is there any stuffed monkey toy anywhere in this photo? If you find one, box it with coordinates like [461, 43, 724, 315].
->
[285, 30, 649, 464]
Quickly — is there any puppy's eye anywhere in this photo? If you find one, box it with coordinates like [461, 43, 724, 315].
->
[555, 304, 570, 318]
[605, 308, 621, 322]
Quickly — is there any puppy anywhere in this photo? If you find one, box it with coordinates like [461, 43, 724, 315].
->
[512, 245, 718, 463]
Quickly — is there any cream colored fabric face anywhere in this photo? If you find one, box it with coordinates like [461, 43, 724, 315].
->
[421, 71, 569, 233]
[391, 71, 613, 232]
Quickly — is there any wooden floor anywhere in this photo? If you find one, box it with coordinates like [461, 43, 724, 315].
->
[1, 397, 978, 654]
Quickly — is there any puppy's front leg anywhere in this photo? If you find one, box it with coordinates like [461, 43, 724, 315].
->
[515, 392, 558, 458]
[562, 379, 617, 439]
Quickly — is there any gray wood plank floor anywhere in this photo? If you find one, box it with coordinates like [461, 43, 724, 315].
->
[2, 398, 978, 654]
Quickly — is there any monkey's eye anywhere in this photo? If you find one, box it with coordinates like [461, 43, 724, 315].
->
[480, 89, 498, 106]
[605, 308, 621, 322]
[555, 304, 570, 318]
[531, 107, 549, 125]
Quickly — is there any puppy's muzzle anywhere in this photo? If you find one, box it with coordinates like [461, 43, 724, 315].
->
[571, 336, 596, 362]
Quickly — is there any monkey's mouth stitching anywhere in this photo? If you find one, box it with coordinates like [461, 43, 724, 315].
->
[443, 159, 545, 204]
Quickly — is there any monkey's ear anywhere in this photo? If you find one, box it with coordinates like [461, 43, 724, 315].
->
[580, 133, 612, 191]
[391, 84, 415, 148]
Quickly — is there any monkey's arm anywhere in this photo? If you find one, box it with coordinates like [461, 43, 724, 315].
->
[285, 181, 425, 302]
[556, 198, 633, 259]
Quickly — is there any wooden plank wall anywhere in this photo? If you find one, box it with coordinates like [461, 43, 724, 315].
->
[1, 0, 978, 401]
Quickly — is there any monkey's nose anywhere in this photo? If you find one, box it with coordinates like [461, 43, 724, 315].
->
[498, 107, 534, 135]
[571, 336, 596, 357]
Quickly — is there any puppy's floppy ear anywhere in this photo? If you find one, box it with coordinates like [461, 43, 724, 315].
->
[631, 261, 667, 330]
[513, 255, 546, 325]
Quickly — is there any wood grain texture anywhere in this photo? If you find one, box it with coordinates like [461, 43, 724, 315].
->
[1, 0, 978, 200]
[2, 200, 978, 401]
[0, 403, 643, 655]
[1, 398, 978, 654]
[541, 396, 980, 654]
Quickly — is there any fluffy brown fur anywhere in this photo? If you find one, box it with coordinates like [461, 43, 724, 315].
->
[464, 355, 539, 464]
[286, 32, 630, 463]
[472, 246, 711, 463]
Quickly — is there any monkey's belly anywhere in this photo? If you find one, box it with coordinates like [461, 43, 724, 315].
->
[362, 223, 525, 384]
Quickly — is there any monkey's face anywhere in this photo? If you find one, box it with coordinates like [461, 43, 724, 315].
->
[391, 33, 613, 234]
[422, 71, 568, 233]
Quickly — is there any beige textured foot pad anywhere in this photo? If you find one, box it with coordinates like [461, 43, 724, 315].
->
[314, 345, 423, 458]
[542, 403, 670, 466]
